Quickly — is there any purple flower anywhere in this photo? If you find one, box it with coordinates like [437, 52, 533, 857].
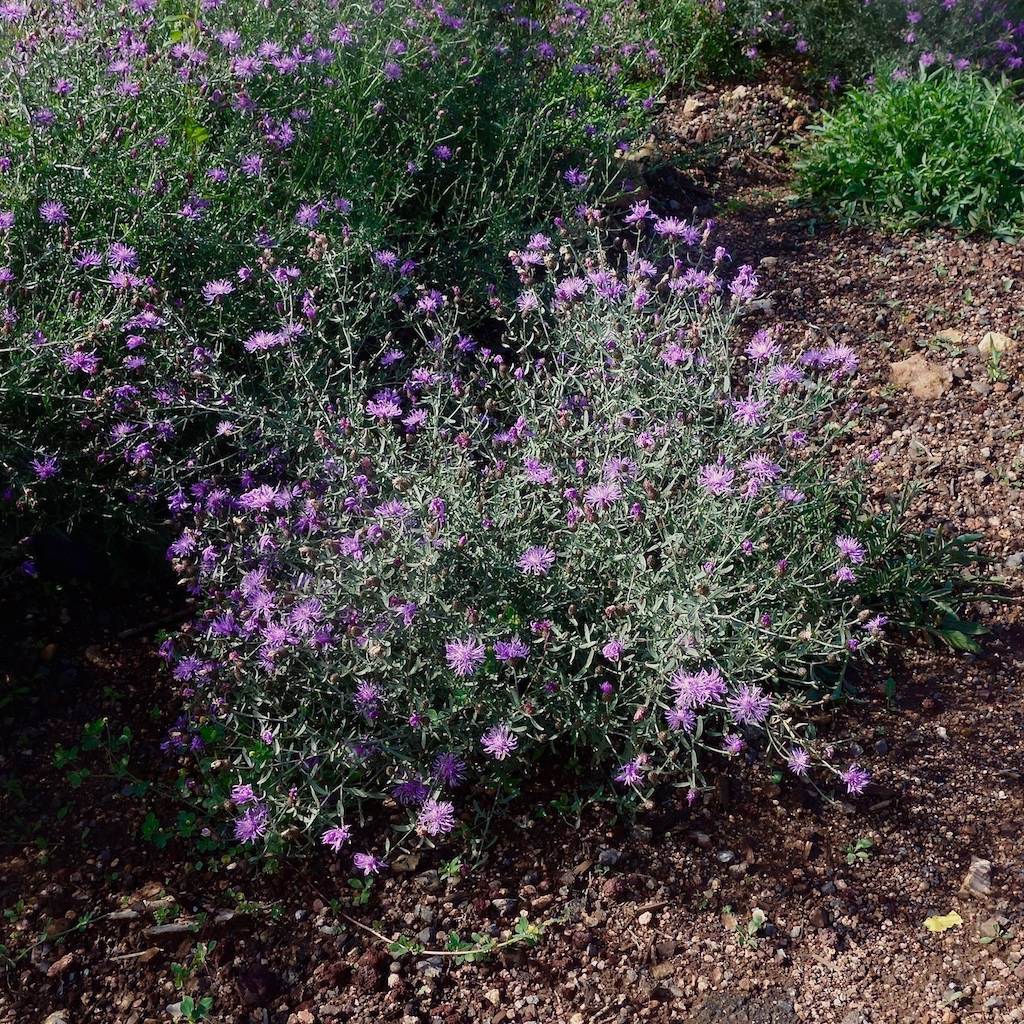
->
[670, 667, 727, 708]
[732, 397, 767, 427]
[445, 637, 486, 677]
[417, 798, 456, 836]
[723, 733, 746, 755]
[30, 455, 59, 480]
[864, 615, 889, 635]
[746, 328, 781, 362]
[584, 480, 620, 510]
[835, 534, 866, 564]
[63, 350, 100, 374]
[518, 545, 556, 576]
[39, 200, 68, 224]
[393, 776, 429, 806]
[840, 764, 870, 795]
[106, 242, 137, 268]
[233, 803, 269, 844]
[240, 153, 263, 177]
[665, 707, 696, 732]
[202, 278, 235, 303]
[480, 724, 518, 760]
[433, 752, 467, 788]
[697, 461, 734, 497]
[727, 684, 771, 725]
[321, 823, 352, 851]
[354, 680, 380, 715]
[615, 755, 647, 785]
[563, 167, 589, 188]
[494, 635, 529, 663]
[74, 250, 101, 270]
[230, 783, 256, 805]
[729, 265, 759, 302]
[786, 748, 811, 776]
[353, 852, 384, 875]
[295, 203, 321, 227]
[602, 639, 624, 662]
[366, 390, 402, 419]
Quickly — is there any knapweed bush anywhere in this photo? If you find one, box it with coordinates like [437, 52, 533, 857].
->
[0, 0, 678, 546]
[159, 219, 978, 859]
[731, 0, 1024, 86]
[799, 69, 1024, 240]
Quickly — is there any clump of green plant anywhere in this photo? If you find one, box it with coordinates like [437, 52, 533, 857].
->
[799, 69, 1024, 241]
[845, 835, 875, 864]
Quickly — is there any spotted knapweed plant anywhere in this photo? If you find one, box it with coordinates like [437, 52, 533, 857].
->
[0, 0, 676, 544]
[159, 215, 978, 863]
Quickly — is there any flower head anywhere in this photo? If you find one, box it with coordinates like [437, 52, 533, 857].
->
[518, 545, 556, 576]
[321, 823, 353, 851]
[786, 747, 811, 776]
[481, 724, 518, 760]
[727, 684, 771, 726]
[445, 637, 486, 677]
[417, 798, 456, 836]
[840, 764, 870, 795]
[353, 852, 384, 875]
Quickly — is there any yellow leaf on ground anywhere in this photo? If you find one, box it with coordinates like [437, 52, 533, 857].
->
[924, 912, 963, 933]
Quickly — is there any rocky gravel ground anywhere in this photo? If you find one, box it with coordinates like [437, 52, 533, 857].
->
[2, 80, 1023, 1024]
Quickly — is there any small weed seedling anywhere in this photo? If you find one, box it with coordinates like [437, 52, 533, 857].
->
[845, 836, 875, 865]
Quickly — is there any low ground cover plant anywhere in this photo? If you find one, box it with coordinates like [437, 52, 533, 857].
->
[799, 68, 1024, 240]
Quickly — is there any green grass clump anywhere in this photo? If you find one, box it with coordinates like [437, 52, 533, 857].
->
[799, 70, 1024, 241]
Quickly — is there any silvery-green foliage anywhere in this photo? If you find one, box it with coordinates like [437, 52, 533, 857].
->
[165, 226, 962, 853]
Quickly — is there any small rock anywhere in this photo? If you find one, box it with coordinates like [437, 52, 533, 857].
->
[808, 907, 830, 929]
[651, 962, 675, 981]
[637, 911, 653, 927]
[979, 331, 1014, 355]
[889, 354, 952, 400]
[414, 870, 441, 893]
[46, 953, 75, 978]
[42, 1014, 69, 1024]
[484, 989, 501, 1007]
[960, 857, 993, 900]
[873, 739, 889, 755]
[681, 96, 703, 120]
[392, 853, 420, 873]
[597, 848, 621, 867]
